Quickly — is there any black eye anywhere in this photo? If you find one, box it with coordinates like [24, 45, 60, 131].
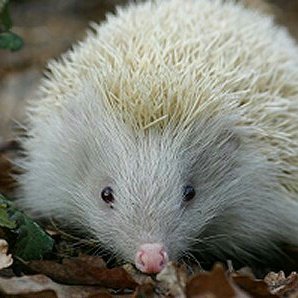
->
[182, 185, 196, 202]
[101, 187, 114, 205]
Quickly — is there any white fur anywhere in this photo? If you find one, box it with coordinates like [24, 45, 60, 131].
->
[17, 0, 298, 266]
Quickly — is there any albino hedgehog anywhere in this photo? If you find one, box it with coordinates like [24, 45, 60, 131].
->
[17, 0, 298, 274]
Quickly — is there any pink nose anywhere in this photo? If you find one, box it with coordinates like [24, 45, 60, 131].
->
[135, 243, 169, 274]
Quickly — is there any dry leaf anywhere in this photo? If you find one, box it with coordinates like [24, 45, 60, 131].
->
[186, 263, 251, 298]
[232, 274, 277, 298]
[0, 140, 21, 195]
[157, 262, 188, 298]
[0, 274, 112, 298]
[0, 239, 13, 270]
[264, 271, 298, 297]
[0, 152, 16, 195]
[27, 254, 138, 289]
[133, 282, 156, 298]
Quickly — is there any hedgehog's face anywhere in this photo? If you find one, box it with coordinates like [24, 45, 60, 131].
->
[87, 121, 243, 274]
[66, 100, 245, 274]
[59, 91, 245, 273]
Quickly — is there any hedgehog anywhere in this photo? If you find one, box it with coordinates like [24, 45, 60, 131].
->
[16, 0, 298, 274]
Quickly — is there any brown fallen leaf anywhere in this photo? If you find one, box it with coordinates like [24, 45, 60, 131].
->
[157, 262, 188, 298]
[0, 239, 13, 270]
[232, 274, 277, 298]
[133, 282, 156, 298]
[0, 274, 112, 298]
[0, 153, 16, 196]
[186, 263, 251, 298]
[87, 294, 114, 298]
[27, 254, 138, 289]
[264, 271, 298, 297]
[0, 139, 21, 196]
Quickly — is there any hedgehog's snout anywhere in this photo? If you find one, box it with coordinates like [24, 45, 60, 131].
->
[135, 243, 168, 274]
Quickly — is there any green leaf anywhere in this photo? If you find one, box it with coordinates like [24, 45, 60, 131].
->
[12, 214, 54, 261]
[0, 31, 23, 51]
[0, 1, 12, 31]
[0, 194, 54, 261]
[0, 196, 16, 229]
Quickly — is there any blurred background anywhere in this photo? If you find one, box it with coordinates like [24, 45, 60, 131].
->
[0, 0, 297, 141]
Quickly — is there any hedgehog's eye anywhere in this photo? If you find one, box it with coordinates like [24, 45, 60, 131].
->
[182, 185, 196, 202]
[101, 186, 114, 206]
